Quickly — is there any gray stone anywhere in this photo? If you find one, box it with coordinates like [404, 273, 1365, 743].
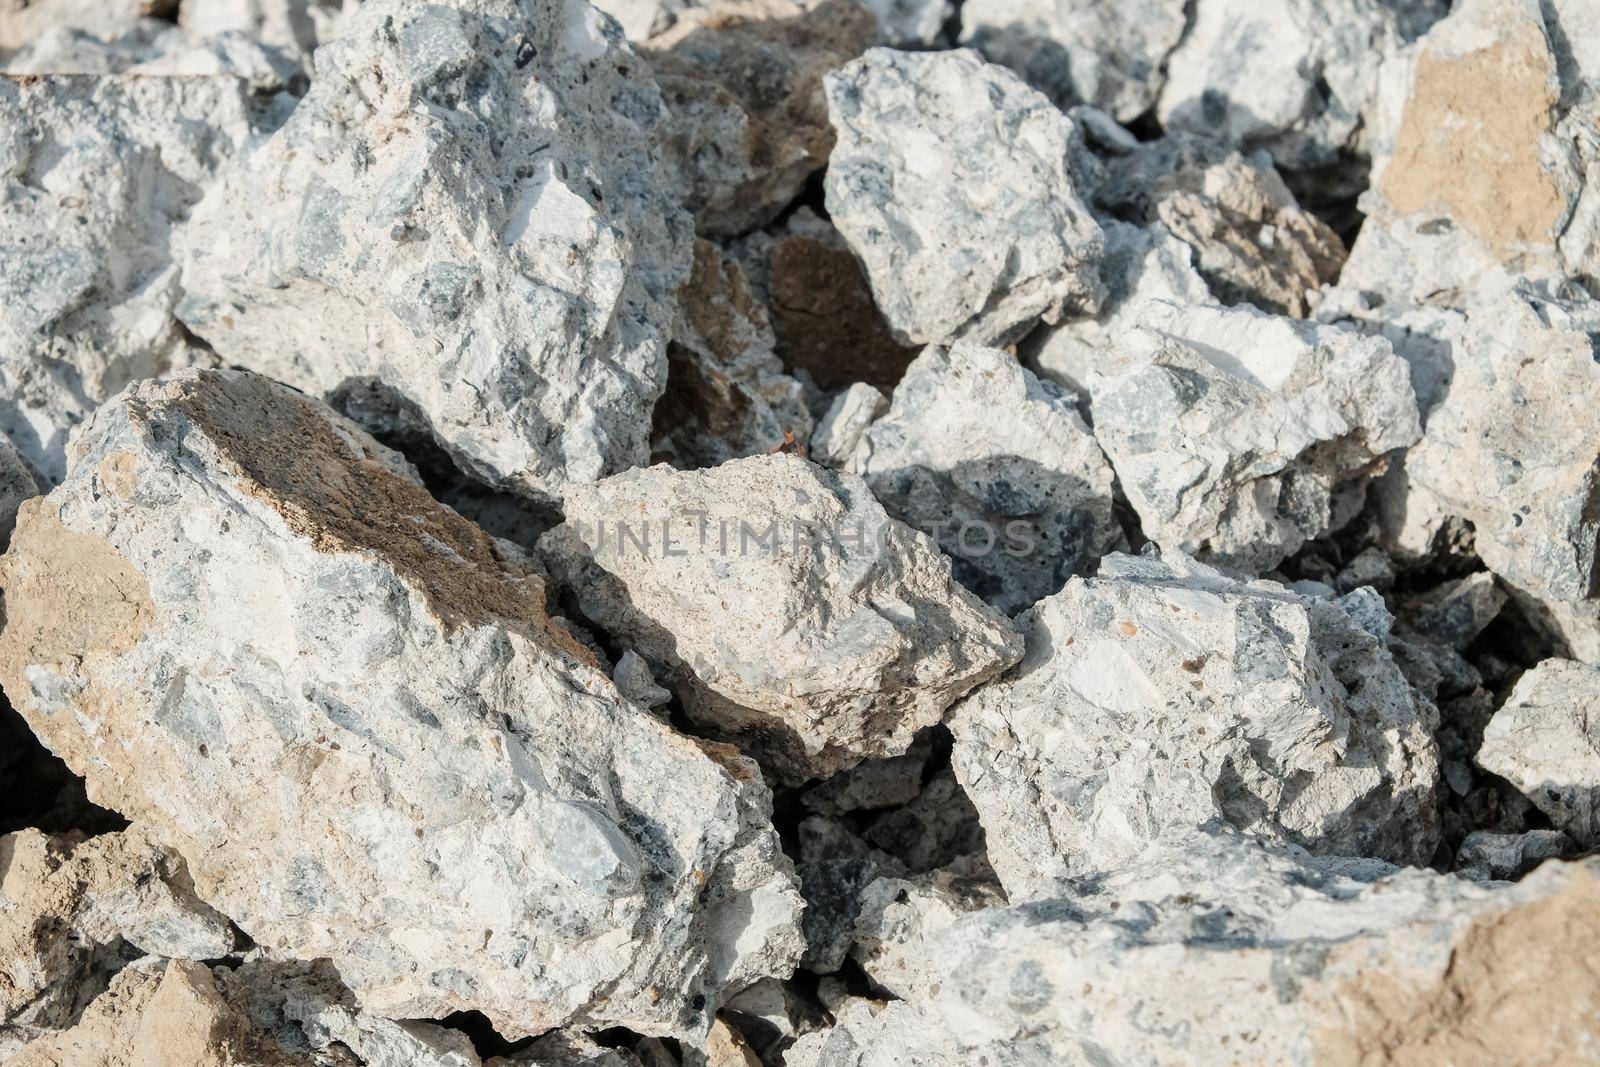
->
[824, 47, 1105, 346]
[178, 0, 693, 505]
[846, 341, 1121, 614]
[809, 383, 887, 470]
[0, 368, 802, 1039]
[541, 454, 1023, 783]
[959, 0, 1187, 122]
[1456, 829, 1572, 882]
[950, 552, 1440, 897]
[1477, 658, 1600, 849]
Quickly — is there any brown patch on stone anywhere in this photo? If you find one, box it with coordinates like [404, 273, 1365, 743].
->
[0, 501, 154, 678]
[769, 234, 920, 392]
[154, 372, 593, 664]
[1313, 866, 1600, 1066]
[98, 451, 141, 499]
[1382, 11, 1565, 258]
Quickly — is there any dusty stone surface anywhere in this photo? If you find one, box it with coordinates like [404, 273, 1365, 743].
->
[1096, 136, 1348, 316]
[959, 0, 1187, 121]
[649, 240, 812, 469]
[1341, 0, 1596, 305]
[542, 453, 1023, 783]
[0, 0, 173, 49]
[0, 434, 38, 545]
[950, 552, 1440, 896]
[845, 341, 1121, 614]
[791, 829, 1600, 1067]
[809, 383, 886, 469]
[178, 0, 693, 505]
[1158, 0, 1447, 173]
[0, 368, 802, 1039]
[10, 958, 316, 1067]
[1, 826, 234, 1044]
[1041, 293, 1420, 573]
[824, 47, 1105, 346]
[1330, 289, 1600, 662]
[1478, 659, 1600, 850]
[645, 0, 873, 238]
[0, 72, 278, 484]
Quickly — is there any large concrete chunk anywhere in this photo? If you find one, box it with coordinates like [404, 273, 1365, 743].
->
[845, 341, 1121, 614]
[0, 73, 277, 484]
[178, 0, 693, 504]
[1048, 298, 1420, 573]
[1, 826, 234, 1048]
[959, 0, 1187, 122]
[542, 454, 1023, 783]
[1158, 0, 1447, 173]
[790, 830, 1600, 1067]
[645, 0, 874, 238]
[1477, 659, 1600, 849]
[1340, 0, 1597, 306]
[823, 48, 1105, 346]
[0, 369, 802, 1039]
[950, 553, 1440, 897]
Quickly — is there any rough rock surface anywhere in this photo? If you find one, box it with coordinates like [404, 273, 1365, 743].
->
[0, 73, 277, 484]
[542, 454, 1023, 783]
[649, 240, 812, 469]
[0, 435, 38, 545]
[950, 553, 1440, 896]
[10, 958, 315, 1067]
[809, 383, 886, 469]
[1340, 0, 1598, 306]
[1, 826, 234, 1045]
[1096, 136, 1348, 316]
[845, 341, 1121, 614]
[0, 369, 802, 1039]
[178, 0, 693, 504]
[1478, 659, 1600, 849]
[790, 829, 1600, 1066]
[0, 0, 173, 49]
[1041, 295, 1420, 573]
[645, 0, 873, 238]
[1333, 290, 1600, 662]
[959, 0, 1187, 122]
[1457, 829, 1572, 882]
[823, 47, 1105, 346]
[1158, 0, 1447, 174]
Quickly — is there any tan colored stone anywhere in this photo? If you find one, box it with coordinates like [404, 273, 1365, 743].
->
[1381, 4, 1565, 258]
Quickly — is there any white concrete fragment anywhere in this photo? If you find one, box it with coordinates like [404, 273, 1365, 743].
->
[0, 368, 803, 1039]
[809, 383, 887, 469]
[791, 829, 1600, 1066]
[542, 454, 1023, 782]
[1478, 659, 1600, 849]
[960, 0, 1187, 121]
[950, 552, 1440, 896]
[824, 47, 1105, 346]
[0, 73, 276, 484]
[178, 0, 693, 504]
[846, 341, 1121, 614]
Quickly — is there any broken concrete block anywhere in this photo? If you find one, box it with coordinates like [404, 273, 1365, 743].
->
[0, 72, 278, 484]
[178, 0, 693, 504]
[959, 0, 1187, 121]
[0, 368, 803, 1039]
[1096, 136, 1348, 316]
[809, 383, 887, 469]
[791, 829, 1600, 1067]
[543, 453, 1023, 783]
[824, 47, 1105, 346]
[1158, 0, 1447, 173]
[645, 0, 874, 238]
[1058, 298, 1420, 573]
[1478, 658, 1600, 849]
[1, 826, 234, 1042]
[846, 341, 1121, 614]
[0, 0, 174, 49]
[949, 552, 1440, 897]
